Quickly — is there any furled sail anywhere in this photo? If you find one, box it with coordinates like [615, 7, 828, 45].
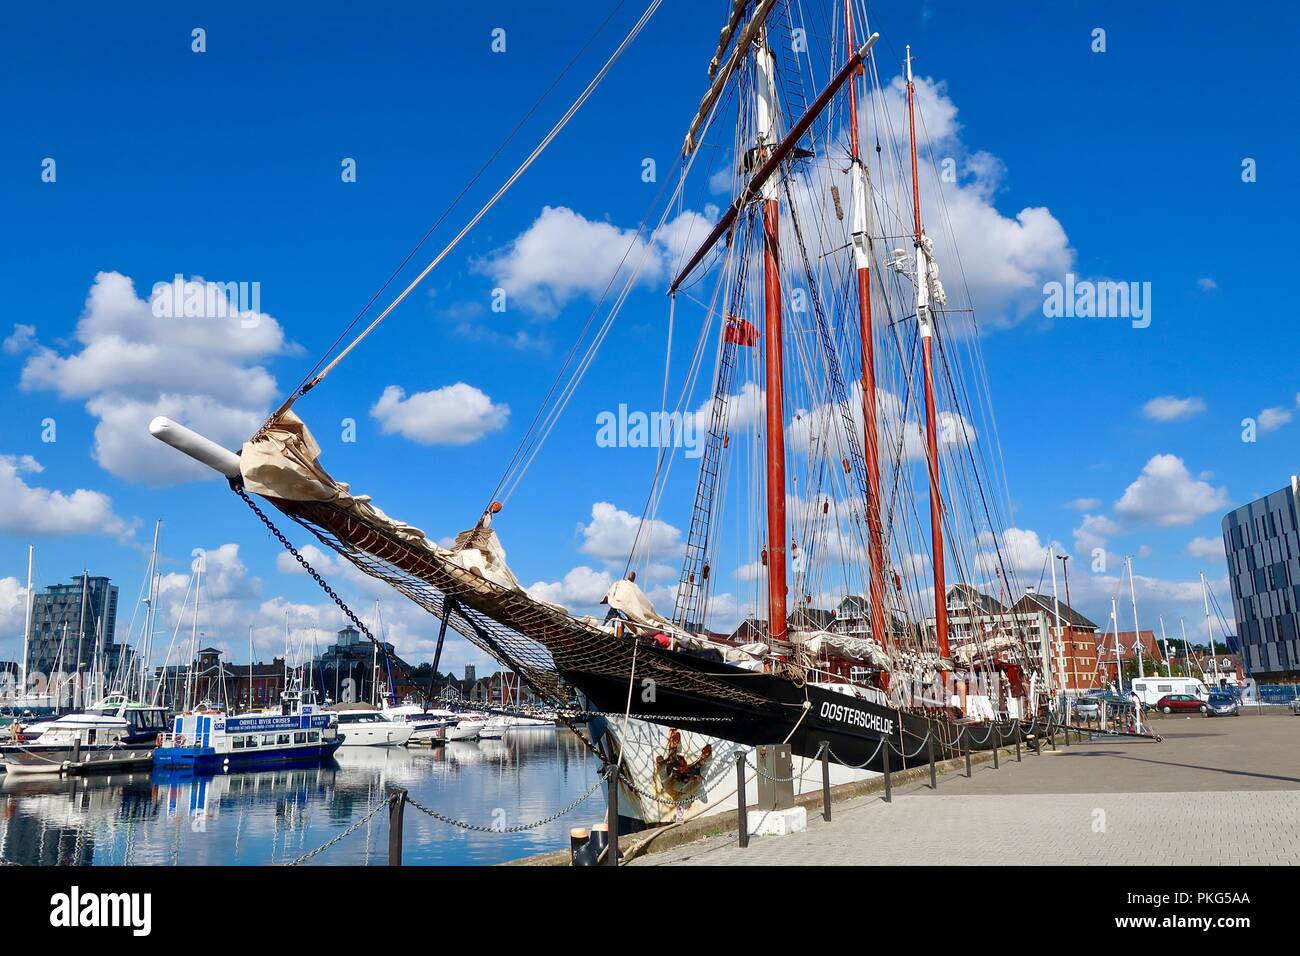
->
[238, 412, 777, 711]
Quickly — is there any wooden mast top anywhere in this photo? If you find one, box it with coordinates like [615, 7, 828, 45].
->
[906, 45, 952, 668]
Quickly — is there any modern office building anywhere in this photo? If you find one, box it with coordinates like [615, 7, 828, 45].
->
[24, 574, 128, 681]
[1222, 480, 1300, 679]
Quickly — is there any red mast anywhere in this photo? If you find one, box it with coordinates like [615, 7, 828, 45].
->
[844, 2, 887, 655]
[757, 33, 787, 643]
[906, 46, 950, 665]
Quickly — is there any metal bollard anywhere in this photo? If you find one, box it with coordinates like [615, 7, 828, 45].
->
[569, 827, 595, 867]
[1050, 729, 1057, 751]
[820, 741, 831, 822]
[1064, 724, 1070, 747]
[927, 735, 937, 789]
[1015, 723, 1022, 762]
[736, 752, 749, 849]
[388, 788, 407, 866]
[964, 738, 972, 778]
[605, 768, 619, 867]
[992, 733, 999, 769]
[882, 739, 892, 803]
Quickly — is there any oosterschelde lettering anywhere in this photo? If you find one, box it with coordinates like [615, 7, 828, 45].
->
[819, 700, 894, 736]
[1042, 273, 1151, 328]
[49, 886, 152, 937]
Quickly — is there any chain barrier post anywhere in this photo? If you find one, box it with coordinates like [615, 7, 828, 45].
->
[882, 738, 892, 803]
[736, 752, 749, 849]
[992, 728, 1000, 769]
[964, 734, 972, 778]
[1015, 721, 1022, 761]
[605, 767, 619, 867]
[820, 741, 831, 822]
[927, 734, 937, 789]
[388, 788, 407, 866]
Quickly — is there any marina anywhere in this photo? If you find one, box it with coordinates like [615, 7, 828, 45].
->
[0, 0, 1294, 936]
[0, 729, 598, 866]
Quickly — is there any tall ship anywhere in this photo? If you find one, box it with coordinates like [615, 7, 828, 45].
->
[153, 0, 1062, 827]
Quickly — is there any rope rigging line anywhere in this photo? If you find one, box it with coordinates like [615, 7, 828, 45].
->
[269, 0, 666, 422]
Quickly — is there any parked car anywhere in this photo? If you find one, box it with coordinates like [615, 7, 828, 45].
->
[1291, 698, 1300, 716]
[1204, 693, 1240, 717]
[1072, 698, 1100, 719]
[1129, 676, 1209, 708]
[1155, 694, 1207, 715]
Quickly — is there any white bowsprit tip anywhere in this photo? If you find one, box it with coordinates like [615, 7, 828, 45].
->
[149, 416, 242, 479]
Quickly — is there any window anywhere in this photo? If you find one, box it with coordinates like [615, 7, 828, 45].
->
[294, 732, 307, 744]
[245, 736, 258, 748]
[232, 736, 246, 749]
[1157, 684, 1172, 692]
[277, 733, 291, 745]
[308, 731, 320, 743]
[263, 735, 278, 746]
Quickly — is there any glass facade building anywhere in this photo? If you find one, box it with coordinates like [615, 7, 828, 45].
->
[25, 574, 123, 680]
[1222, 479, 1300, 678]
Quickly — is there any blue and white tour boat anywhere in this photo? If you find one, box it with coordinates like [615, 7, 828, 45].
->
[154, 685, 341, 771]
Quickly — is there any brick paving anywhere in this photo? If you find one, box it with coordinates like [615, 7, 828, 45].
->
[633, 711, 1300, 866]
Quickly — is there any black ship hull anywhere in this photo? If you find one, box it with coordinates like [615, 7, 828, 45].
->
[564, 643, 1043, 776]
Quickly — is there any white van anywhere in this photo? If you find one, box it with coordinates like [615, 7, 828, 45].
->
[1129, 676, 1209, 708]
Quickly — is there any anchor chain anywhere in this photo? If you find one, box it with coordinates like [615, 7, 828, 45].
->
[284, 796, 391, 866]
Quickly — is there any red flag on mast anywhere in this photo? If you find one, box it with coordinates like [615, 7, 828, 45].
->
[724, 314, 758, 346]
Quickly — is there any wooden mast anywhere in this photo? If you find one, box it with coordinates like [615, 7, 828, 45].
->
[906, 46, 950, 667]
[756, 30, 787, 643]
[845, 1, 887, 655]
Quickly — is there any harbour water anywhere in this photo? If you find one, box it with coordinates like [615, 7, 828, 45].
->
[0, 730, 601, 866]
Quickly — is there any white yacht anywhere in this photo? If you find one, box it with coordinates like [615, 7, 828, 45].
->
[382, 701, 458, 744]
[445, 713, 488, 741]
[480, 713, 556, 737]
[0, 694, 169, 775]
[332, 708, 414, 747]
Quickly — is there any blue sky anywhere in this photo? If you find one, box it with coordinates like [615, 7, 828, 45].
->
[1, 0, 1295, 676]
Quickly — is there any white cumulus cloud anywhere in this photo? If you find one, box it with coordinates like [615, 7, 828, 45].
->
[370, 383, 509, 445]
[1142, 395, 1205, 422]
[0, 454, 131, 540]
[1258, 406, 1292, 433]
[476, 205, 715, 315]
[17, 272, 294, 486]
[578, 502, 683, 563]
[1113, 455, 1229, 528]
[1186, 536, 1225, 559]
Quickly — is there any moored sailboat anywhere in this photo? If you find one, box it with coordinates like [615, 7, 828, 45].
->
[151, 0, 1088, 828]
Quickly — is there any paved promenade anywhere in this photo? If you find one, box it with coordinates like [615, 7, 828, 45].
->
[633, 711, 1300, 866]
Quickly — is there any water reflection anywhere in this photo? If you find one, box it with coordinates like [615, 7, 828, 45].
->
[0, 729, 600, 866]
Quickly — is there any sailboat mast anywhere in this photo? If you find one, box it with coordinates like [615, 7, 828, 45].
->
[906, 46, 949, 663]
[140, 519, 161, 701]
[1111, 594, 1123, 692]
[845, 1, 887, 651]
[20, 545, 33, 699]
[1127, 556, 1143, 678]
[74, 570, 88, 709]
[756, 30, 788, 643]
[1201, 571, 1219, 686]
[1049, 545, 1064, 700]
